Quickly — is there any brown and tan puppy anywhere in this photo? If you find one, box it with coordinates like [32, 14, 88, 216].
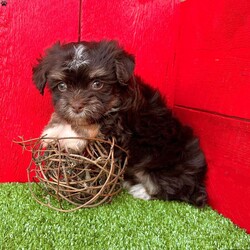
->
[33, 40, 207, 207]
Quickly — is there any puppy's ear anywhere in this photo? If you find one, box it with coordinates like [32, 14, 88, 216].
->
[32, 58, 49, 95]
[115, 51, 135, 85]
[32, 42, 61, 95]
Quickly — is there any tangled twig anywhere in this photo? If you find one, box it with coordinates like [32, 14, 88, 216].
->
[14, 136, 128, 212]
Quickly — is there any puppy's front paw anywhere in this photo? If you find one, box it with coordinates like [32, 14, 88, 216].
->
[59, 138, 87, 153]
[41, 124, 87, 153]
[125, 183, 152, 200]
[41, 124, 64, 148]
[40, 135, 57, 149]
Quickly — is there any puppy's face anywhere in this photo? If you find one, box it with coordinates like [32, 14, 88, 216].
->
[33, 41, 135, 124]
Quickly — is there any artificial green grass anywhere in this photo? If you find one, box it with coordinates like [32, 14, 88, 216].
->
[1, 183, 249, 250]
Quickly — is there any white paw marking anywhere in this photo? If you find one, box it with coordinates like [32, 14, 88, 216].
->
[41, 124, 87, 152]
[128, 184, 151, 200]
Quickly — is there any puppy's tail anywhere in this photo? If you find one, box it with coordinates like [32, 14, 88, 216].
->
[185, 138, 208, 207]
[189, 183, 207, 207]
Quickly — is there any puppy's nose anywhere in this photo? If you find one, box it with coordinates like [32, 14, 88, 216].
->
[72, 103, 84, 114]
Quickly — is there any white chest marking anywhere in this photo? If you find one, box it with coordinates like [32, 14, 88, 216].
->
[42, 124, 87, 152]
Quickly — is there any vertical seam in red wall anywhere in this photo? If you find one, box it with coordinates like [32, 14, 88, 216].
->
[78, 0, 82, 42]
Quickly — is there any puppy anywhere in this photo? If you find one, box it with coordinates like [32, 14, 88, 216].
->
[33, 40, 207, 207]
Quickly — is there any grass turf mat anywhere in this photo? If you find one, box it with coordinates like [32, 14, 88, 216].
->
[0, 183, 249, 249]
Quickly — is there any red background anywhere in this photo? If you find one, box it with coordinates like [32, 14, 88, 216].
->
[1, 0, 249, 232]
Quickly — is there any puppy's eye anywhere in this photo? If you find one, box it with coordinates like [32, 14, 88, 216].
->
[91, 81, 103, 90]
[58, 82, 67, 92]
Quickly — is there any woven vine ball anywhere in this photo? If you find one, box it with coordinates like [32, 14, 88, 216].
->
[15, 137, 128, 212]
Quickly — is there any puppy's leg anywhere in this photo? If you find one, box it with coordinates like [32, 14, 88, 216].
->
[42, 124, 87, 152]
[125, 168, 207, 206]
[41, 113, 87, 152]
[123, 181, 151, 200]
[41, 123, 64, 148]
[123, 157, 157, 201]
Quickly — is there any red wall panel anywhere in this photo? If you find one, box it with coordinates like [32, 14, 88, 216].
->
[174, 107, 250, 233]
[175, 0, 250, 120]
[0, 1, 79, 182]
[174, 0, 250, 233]
[81, 0, 179, 106]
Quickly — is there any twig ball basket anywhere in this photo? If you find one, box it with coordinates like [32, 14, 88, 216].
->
[16, 137, 128, 212]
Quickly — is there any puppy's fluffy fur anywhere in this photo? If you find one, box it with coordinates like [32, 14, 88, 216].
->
[33, 40, 207, 207]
